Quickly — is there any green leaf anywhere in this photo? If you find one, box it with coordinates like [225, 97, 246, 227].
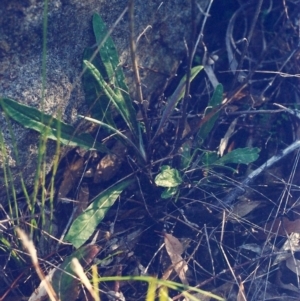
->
[78, 114, 146, 163]
[0, 235, 23, 266]
[84, 60, 139, 142]
[201, 151, 219, 166]
[65, 179, 133, 249]
[197, 83, 223, 144]
[155, 165, 182, 188]
[161, 187, 178, 199]
[89, 13, 140, 141]
[93, 13, 129, 94]
[52, 245, 100, 300]
[82, 47, 116, 125]
[216, 147, 260, 165]
[83, 14, 145, 157]
[0, 97, 107, 152]
[153, 65, 203, 139]
[173, 65, 204, 103]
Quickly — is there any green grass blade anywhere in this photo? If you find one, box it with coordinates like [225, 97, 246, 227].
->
[0, 236, 23, 266]
[153, 65, 203, 140]
[65, 179, 133, 249]
[93, 13, 117, 81]
[0, 97, 108, 152]
[83, 60, 139, 140]
[197, 83, 223, 144]
[93, 276, 225, 301]
[78, 115, 146, 162]
[159, 286, 169, 301]
[83, 47, 116, 125]
[92, 13, 140, 141]
[92, 13, 130, 96]
[146, 278, 157, 301]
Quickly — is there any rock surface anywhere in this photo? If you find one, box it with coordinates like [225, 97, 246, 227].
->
[0, 0, 208, 202]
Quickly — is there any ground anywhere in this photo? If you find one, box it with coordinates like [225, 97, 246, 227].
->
[1, 1, 300, 300]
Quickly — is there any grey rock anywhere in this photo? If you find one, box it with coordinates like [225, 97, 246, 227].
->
[0, 0, 208, 202]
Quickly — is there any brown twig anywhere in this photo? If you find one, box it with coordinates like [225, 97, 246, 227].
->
[128, 0, 151, 146]
[173, 0, 214, 156]
[179, 83, 248, 145]
[222, 139, 300, 206]
[174, 0, 196, 149]
[172, 249, 284, 300]
[230, 0, 263, 92]
[152, 1, 214, 151]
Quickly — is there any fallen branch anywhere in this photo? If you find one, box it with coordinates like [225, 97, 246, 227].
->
[222, 139, 300, 205]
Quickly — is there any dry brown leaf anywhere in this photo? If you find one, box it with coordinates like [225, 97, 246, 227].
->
[286, 256, 300, 275]
[173, 258, 189, 285]
[93, 139, 127, 183]
[237, 280, 247, 301]
[58, 157, 84, 198]
[164, 233, 184, 255]
[230, 200, 261, 220]
[258, 217, 300, 239]
[273, 233, 300, 267]
[161, 264, 174, 282]
[217, 200, 261, 222]
[73, 183, 89, 219]
[164, 233, 188, 285]
[161, 255, 189, 286]
[218, 117, 238, 157]
[281, 218, 300, 234]
[276, 269, 300, 293]
[28, 269, 56, 301]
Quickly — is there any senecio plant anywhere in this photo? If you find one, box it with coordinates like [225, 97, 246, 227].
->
[0, 13, 258, 301]
[0, 13, 259, 248]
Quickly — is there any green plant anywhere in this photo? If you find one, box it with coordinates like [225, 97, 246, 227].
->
[0, 10, 261, 301]
[65, 178, 133, 248]
[0, 11, 260, 242]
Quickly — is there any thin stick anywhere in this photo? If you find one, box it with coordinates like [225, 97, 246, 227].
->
[175, 0, 214, 151]
[222, 139, 300, 206]
[174, 0, 196, 147]
[79, 7, 128, 79]
[231, 0, 263, 89]
[16, 228, 58, 301]
[128, 0, 150, 143]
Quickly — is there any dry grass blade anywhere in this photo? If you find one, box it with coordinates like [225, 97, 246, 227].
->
[16, 228, 58, 301]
